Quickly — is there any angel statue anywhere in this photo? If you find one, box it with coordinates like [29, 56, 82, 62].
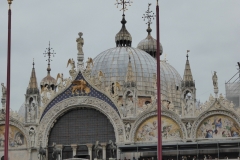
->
[67, 58, 75, 70]
[56, 73, 65, 91]
[94, 71, 104, 88]
[41, 85, 50, 105]
[86, 57, 94, 70]
[67, 58, 77, 78]
[212, 71, 218, 89]
[76, 32, 84, 55]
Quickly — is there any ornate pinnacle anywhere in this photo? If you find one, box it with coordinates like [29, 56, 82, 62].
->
[142, 3, 155, 35]
[43, 41, 56, 75]
[115, 0, 133, 14]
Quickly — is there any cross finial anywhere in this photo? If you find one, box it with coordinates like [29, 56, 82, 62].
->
[187, 50, 190, 60]
[115, 0, 133, 14]
[142, 3, 155, 35]
[43, 41, 56, 75]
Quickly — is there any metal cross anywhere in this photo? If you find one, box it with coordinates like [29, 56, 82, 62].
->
[43, 42, 56, 74]
[142, 3, 155, 25]
[115, 0, 133, 13]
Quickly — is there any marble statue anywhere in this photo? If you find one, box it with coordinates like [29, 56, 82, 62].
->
[186, 122, 191, 138]
[76, 32, 84, 55]
[67, 58, 77, 78]
[94, 141, 102, 159]
[212, 71, 218, 89]
[30, 103, 36, 122]
[230, 101, 235, 108]
[124, 123, 131, 140]
[1, 83, 6, 98]
[29, 127, 35, 147]
[86, 57, 94, 70]
[56, 73, 65, 91]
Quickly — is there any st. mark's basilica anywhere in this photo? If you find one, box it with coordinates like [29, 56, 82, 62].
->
[0, 2, 240, 160]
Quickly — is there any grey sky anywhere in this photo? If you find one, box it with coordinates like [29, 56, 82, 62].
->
[0, 0, 239, 111]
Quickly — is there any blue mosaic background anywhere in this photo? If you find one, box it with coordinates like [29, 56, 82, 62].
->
[40, 71, 120, 120]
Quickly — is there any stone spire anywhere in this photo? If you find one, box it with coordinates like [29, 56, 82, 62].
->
[27, 60, 39, 94]
[183, 51, 193, 82]
[126, 55, 134, 82]
[28, 60, 38, 88]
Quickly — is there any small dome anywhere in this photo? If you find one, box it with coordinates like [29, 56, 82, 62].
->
[115, 14, 132, 47]
[40, 74, 56, 90]
[137, 25, 163, 57]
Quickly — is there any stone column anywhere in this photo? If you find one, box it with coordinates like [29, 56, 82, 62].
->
[86, 143, 93, 160]
[71, 144, 78, 158]
[46, 147, 48, 160]
[117, 148, 121, 160]
[56, 144, 63, 160]
[101, 143, 107, 160]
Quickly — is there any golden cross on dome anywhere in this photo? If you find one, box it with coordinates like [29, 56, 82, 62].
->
[7, 0, 13, 9]
[115, 0, 133, 13]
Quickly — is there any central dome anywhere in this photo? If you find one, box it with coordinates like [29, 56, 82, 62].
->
[91, 47, 157, 96]
[91, 47, 182, 107]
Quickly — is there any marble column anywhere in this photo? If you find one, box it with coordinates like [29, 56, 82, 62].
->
[56, 144, 63, 160]
[46, 147, 48, 160]
[117, 148, 121, 160]
[101, 143, 107, 160]
[86, 143, 93, 160]
[71, 144, 78, 158]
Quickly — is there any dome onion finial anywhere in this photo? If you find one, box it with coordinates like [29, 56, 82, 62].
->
[43, 41, 56, 75]
[142, 3, 155, 35]
[115, 0, 133, 47]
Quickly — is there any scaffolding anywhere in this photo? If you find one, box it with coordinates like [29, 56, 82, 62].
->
[225, 62, 240, 107]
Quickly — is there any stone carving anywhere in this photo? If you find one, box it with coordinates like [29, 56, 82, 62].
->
[1, 83, 6, 98]
[94, 71, 104, 89]
[110, 82, 121, 102]
[186, 122, 191, 138]
[76, 32, 84, 55]
[67, 58, 77, 78]
[230, 101, 235, 108]
[52, 142, 62, 160]
[124, 122, 131, 140]
[30, 103, 36, 122]
[29, 127, 35, 147]
[86, 57, 94, 70]
[71, 80, 90, 95]
[108, 140, 117, 158]
[41, 85, 51, 106]
[94, 141, 102, 159]
[38, 143, 46, 160]
[212, 71, 218, 89]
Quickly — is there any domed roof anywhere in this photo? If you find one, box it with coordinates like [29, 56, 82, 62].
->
[40, 74, 56, 87]
[137, 25, 163, 56]
[91, 47, 182, 106]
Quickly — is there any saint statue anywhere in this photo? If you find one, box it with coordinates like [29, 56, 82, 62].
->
[212, 71, 218, 89]
[29, 127, 35, 147]
[1, 83, 6, 98]
[76, 32, 84, 54]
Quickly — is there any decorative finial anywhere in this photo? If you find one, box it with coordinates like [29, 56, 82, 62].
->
[142, 3, 155, 35]
[33, 58, 35, 69]
[156, 0, 159, 6]
[7, 0, 13, 9]
[43, 41, 56, 75]
[186, 50, 190, 60]
[115, 0, 133, 14]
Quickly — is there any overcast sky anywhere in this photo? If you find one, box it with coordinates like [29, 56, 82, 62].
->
[0, 0, 239, 111]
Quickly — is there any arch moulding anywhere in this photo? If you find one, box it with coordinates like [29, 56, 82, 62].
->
[37, 96, 124, 147]
[192, 109, 240, 139]
[130, 110, 187, 142]
[0, 117, 30, 148]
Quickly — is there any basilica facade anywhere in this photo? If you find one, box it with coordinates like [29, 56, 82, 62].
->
[0, 11, 240, 160]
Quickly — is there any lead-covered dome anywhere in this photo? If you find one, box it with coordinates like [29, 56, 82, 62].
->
[91, 47, 182, 106]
